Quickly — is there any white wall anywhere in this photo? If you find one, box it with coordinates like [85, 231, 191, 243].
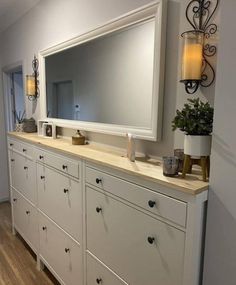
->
[203, 1, 236, 284]
[0, 0, 217, 159]
[0, 0, 202, 157]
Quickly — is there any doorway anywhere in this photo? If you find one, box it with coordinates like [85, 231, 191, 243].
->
[3, 65, 25, 131]
[47, 80, 73, 120]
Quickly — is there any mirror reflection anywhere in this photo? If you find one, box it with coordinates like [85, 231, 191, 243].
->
[46, 19, 155, 128]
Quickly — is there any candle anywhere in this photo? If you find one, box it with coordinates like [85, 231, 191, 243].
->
[181, 31, 204, 81]
[26, 75, 36, 96]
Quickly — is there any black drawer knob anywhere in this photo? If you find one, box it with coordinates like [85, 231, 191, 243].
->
[23, 148, 27, 152]
[148, 200, 156, 208]
[62, 165, 68, 170]
[26, 211, 30, 215]
[147, 236, 155, 244]
[96, 278, 102, 284]
[39, 155, 44, 159]
[24, 166, 28, 170]
[42, 226, 47, 231]
[64, 248, 70, 253]
[96, 207, 102, 213]
[13, 198, 17, 202]
[40, 175, 45, 180]
[11, 159, 15, 162]
[10, 143, 13, 147]
[96, 178, 102, 184]
[63, 189, 69, 193]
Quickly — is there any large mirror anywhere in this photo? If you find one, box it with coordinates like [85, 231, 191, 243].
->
[40, 1, 166, 140]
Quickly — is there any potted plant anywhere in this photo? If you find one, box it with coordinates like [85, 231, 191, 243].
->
[13, 110, 25, 132]
[172, 98, 214, 156]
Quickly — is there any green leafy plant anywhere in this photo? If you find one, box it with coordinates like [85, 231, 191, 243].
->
[172, 98, 214, 135]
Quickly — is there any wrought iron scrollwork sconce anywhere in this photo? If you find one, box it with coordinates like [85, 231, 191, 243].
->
[180, 0, 219, 94]
[26, 55, 39, 100]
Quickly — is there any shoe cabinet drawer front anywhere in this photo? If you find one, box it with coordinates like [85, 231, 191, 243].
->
[37, 164, 82, 241]
[9, 151, 36, 204]
[11, 189, 38, 251]
[35, 148, 80, 179]
[39, 213, 82, 285]
[86, 187, 185, 285]
[8, 138, 35, 159]
[86, 167, 187, 227]
[87, 254, 127, 285]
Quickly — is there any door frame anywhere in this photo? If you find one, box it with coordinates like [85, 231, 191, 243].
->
[2, 60, 26, 131]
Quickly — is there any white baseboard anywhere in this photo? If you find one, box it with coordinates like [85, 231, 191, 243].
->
[0, 197, 10, 203]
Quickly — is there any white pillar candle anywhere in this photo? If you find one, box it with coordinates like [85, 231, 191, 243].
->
[26, 75, 36, 96]
[181, 31, 204, 81]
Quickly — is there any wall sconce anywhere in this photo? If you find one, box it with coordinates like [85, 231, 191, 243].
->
[180, 0, 219, 94]
[26, 55, 39, 100]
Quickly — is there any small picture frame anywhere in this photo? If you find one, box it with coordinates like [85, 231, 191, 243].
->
[38, 120, 56, 139]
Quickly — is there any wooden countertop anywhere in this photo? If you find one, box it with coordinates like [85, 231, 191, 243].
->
[8, 132, 209, 195]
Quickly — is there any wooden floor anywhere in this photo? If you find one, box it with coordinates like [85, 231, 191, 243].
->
[0, 202, 59, 285]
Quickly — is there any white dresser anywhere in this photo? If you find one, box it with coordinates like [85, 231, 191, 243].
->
[7, 133, 208, 285]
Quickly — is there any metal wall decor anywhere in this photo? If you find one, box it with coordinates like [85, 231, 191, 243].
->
[180, 0, 219, 94]
[26, 55, 39, 100]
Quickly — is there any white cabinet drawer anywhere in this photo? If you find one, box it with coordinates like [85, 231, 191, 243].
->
[11, 189, 38, 251]
[87, 254, 127, 285]
[35, 149, 80, 179]
[39, 212, 82, 285]
[37, 164, 82, 241]
[86, 166, 187, 227]
[8, 138, 35, 159]
[9, 151, 36, 204]
[86, 187, 185, 285]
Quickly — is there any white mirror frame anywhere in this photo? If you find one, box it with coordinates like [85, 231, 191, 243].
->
[39, 0, 167, 141]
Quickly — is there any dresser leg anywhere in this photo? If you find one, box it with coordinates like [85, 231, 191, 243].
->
[206, 156, 210, 178]
[37, 256, 45, 271]
[12, 226, 16, 236]
[200, 156, 207, 182]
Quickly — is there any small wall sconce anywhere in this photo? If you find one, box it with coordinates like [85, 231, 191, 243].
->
[26, 55, 39, 100]
[180, 0, 219, 94]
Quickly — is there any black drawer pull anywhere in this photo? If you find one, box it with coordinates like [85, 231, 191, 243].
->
[96, 278, 102, 284]
[148, 200, 156, 208]
[96, 178, 102, 184]
[63, 189, 69, 193]
[96, 207, 102, 213]
[26, 211, 30, 215]
[42, 226, 47, 231]
[147, 236, 155, 244]
[64, 248, 70, 253]
[62, 164, 68, 170]
[13, 198, 17, 202]
[11, 159, 15, 162]
[10, 143, 13, 147]
[40, 176, 45, 180]
[39, 155, 44, 159]
[22, 148, 27, 152]
[24, 166, 28, 170]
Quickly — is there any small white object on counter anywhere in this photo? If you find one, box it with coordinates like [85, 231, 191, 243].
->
[126, 133, 136, 162]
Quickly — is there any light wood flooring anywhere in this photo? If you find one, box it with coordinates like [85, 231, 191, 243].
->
[0, 202, 59, 285]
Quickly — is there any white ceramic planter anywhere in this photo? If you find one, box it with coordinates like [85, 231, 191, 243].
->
[184, 135, 212, 156]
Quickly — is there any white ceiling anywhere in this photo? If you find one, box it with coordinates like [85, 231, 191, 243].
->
[0, 0, 40, 34]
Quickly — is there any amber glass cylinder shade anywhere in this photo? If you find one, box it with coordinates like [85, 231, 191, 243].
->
[181, 31, 204, 81]
[26, 75, 36, 97]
